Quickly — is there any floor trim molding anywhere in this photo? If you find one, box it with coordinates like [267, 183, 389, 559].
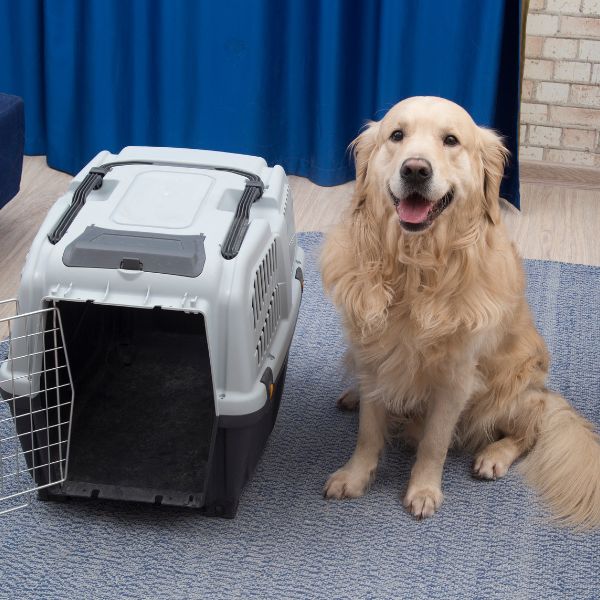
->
[520, 160, 600, 190]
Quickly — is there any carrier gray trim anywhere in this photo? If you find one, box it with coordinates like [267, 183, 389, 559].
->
[62, 225, 206, 277]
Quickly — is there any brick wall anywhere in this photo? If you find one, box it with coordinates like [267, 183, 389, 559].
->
[521, 0, 600, 167]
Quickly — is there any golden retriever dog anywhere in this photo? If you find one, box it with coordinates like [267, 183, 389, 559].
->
[320, 96, 600, 529]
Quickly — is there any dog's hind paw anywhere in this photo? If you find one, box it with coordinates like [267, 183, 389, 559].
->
[472, 438, 520, 480]
[472, 455, 509, 480]
[323, 467, 371, 499]
[403, 485, 443, 520]
[336, 389, 360, 411]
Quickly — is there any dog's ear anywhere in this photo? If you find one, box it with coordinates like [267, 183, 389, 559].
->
[478, 127, 509, 226]
[349, 121, 380, 208]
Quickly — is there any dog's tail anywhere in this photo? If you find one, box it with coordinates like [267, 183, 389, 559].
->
[520, 392, 600, 529]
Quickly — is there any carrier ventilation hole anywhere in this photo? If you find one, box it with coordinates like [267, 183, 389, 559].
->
[256, 285, 282, 366]
[251, 240, 278, 331]
[282, 185, 289, 217]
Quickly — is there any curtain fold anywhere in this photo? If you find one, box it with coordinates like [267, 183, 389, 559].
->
[0, 0, 521, 207]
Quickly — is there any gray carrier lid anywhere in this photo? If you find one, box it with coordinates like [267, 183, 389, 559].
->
[49, 159, 265, 261]
[62, 225, 206, 277]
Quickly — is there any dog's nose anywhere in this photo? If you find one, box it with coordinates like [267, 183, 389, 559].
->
[400, 158, 432, 184]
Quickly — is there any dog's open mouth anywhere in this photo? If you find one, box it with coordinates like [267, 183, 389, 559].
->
[389, 188, 454, 232]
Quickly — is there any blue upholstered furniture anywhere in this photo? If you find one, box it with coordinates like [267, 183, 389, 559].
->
[0, 93, 24, 210]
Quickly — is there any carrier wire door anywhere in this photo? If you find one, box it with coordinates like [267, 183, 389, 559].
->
[0, 299, 74, 514]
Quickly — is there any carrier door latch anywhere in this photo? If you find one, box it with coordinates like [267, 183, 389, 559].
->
[260, 367, 275, 401]
[120, 257, 143, 271]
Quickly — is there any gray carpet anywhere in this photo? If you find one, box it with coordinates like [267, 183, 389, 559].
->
[0, 231, 599, 600]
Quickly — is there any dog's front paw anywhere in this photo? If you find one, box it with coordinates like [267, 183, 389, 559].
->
[323, 467, 371, 499]
[403, 485, 443, 519]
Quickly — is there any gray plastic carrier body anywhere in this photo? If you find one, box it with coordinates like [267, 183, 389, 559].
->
[0, 146, 304, 517]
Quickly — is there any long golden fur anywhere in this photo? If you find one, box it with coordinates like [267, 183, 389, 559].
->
[321, 96, 600, 529]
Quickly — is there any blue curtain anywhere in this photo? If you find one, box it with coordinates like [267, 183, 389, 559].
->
[0, 0, 521, 207]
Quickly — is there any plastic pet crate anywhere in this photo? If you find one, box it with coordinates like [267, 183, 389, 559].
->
[0, 147, 304, 517]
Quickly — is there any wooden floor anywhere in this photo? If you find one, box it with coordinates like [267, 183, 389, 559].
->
[0, 156, 599, 312]
[291, 163, 600, 268]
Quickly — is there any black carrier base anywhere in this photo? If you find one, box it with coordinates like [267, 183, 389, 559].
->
[203, 356, 287, 518]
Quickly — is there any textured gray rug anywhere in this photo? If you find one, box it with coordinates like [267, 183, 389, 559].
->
[0, 232, 599, 600]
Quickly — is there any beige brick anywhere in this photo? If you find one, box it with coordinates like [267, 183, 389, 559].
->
[570, 84, 600, 107]
[520, 146, 545, 160]
[529, 125, 563, 146]
[562, 128, 597, 149]
[525, 35, 545, 58]
[527, 14, 560, 35]
[522, 79, 536, 100]
[547, 0, 583, 12]
[592, 64, 600, 84]
[554, 60, 592, 82]
[524, 58, 554, 80]
[546, 148, 596, 166]
[536, 81, 570, 102]
[543, 38, 578, 59]
[519, 125, 528, 144]
[595, 154, 600, 168]
[581, 0, 600, 14]
[521, 102, 549, 124]
[579, 40, 600, 61]
[561, 16, 600, 36]
[529, 0, 546, 9]
[550, 105, 600, 125]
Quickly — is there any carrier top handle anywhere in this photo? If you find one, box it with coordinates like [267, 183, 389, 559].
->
[47, 160, 265, 258]
[47, 166, 111, 244]
[220, 176, 264, 260]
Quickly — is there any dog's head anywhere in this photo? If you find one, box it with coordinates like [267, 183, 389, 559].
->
[352, 97, 509, 232]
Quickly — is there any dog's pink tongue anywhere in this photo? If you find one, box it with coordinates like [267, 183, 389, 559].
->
[397, 195, 432, 224]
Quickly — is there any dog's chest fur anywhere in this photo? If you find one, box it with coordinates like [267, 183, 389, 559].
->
[350, 271, 498, 414]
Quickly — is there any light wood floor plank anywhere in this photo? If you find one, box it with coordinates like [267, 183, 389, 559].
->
[289, 175, 600, 267]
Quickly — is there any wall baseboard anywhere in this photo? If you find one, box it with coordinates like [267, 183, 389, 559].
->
[520, 160, 600, 190]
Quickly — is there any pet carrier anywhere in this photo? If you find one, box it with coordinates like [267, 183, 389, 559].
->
[0, 146, 304, 517]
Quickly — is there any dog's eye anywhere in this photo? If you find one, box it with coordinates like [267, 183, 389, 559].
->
[390, 130, 404, 142]
[444, 135, 459, 147]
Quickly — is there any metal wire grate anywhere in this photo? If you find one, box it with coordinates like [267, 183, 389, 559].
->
[0, 299, 74, 515]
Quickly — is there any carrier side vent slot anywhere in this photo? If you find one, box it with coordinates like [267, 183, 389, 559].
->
[251, 240, 278, 334]
[256, 285, 282, 366]
[282, 186, 289, 217]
